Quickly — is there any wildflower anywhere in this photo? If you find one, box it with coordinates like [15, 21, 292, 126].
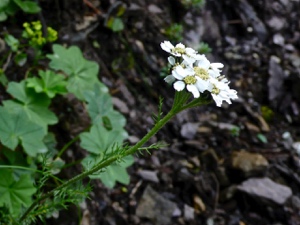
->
[160, 41, 201, 64]
[210, 62, 224, 73]
[160, 41, 238, 107]
[193, 55, 219, 92]
[209, 78, 238, 107]
[171, 65, 201, 98]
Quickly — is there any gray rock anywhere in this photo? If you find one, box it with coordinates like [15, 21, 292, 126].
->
[147, 4, 163, 14]
[112, 97, 129, 114]
[180, 122, 199, 139]
[137, 170, 159, 183]
[136, 186, 178, 225]
[237, 177, 292, 205]
[273, 33, 285, 46]
[184, 204, 195, 221]
[267, 17, 286, 31]
[291, 195, 300, 210]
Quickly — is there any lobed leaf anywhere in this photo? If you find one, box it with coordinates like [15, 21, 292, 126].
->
[84, 83, 126, 129]
[0, 107, 47, 156]
[4, 81, 58, 130]
[80, 122, 128, 155]
[13, 0, 41, 13]
[0, 169, 36, 217]
[47, 44, 101, 100]
[26, 70, 67, 98]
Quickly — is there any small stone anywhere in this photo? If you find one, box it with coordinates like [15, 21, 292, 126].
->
[184, 204, 195, 221]
[292, 142, 300, 156]
[267, 17, 285, 31]
[127, 135, 139, 144]
[147, 4, 163, 13]
[237, 177, 292, 205]
[291, 196, 300, 210]
[80, 210, 90, 225]
[180, 122, 199, 139]
[172, 207, 181, 217]
[231, 150, 269, 177]
[193, 195, 206, 213]
[136, 186, 177, 225]
[137, 170, 159, 183]
[112, 97, 129, 114]
[273, 33, 285, 46]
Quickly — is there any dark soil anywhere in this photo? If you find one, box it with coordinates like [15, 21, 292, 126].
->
[2, 0, 300, 224]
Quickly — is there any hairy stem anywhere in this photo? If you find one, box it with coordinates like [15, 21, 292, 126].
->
[19, 108, 177, 223]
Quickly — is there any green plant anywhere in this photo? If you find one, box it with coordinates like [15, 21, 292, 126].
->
[0, 0, 40, 22]
[2, 20, 58, 71]
[1, 23, 238, 223]
[261, 105, 274, 121]
[197, 41, 212, 54]
[180, 0, 205, 9]
[162, 23, 183, 42]
[22, 21, 58, 48]
[0, 39, 132, 223]
[104, 2, 126, 32]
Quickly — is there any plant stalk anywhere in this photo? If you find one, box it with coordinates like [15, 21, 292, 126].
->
[19, 107, 177, 223]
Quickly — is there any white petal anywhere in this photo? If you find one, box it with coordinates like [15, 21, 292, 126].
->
[172, 66, 193, 79]
[227, 89, 238, 99]
[208, 69, 221, 78]
[193, 53, 206, 61]
[172, 71, 182, 80]
[196, 57, 210, 69]
[187, 85, 200, 98]
[164, 75, 175, 84]
[185, 47, 197, 55]
[182, 55, 196, 65]
[210, 63, 224, 69]
[196, 78, 209, 92]
[160, 41, 174, 53]
[182, 60, 194, 67]
[174, 81, 185, 91]
[211, 94, 223, 107]
[168, 56, 176, 65]
[176, 43, 185, 49]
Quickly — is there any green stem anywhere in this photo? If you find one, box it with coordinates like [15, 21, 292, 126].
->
[19, 109, 177, 223]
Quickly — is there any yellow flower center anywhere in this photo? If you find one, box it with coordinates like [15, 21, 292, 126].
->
[171, 47, 186, 55]
[183, 75, 197, 85]
[211, 85, 220, 95]
[194, 67, 209, 80]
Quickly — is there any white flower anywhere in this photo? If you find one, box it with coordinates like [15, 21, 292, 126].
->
[210, 63, 224, 74]
[164, 75, 175, 84]
[192, 56, 222, 92]
[209, 78, 238, 107]
[161, 41, 238, 106]
[160, 41, 201, 64]
[168, 56, 176, 65]
[171, 65, 200, 98]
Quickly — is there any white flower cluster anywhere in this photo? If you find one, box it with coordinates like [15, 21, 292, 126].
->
[161, 41, 238, 107]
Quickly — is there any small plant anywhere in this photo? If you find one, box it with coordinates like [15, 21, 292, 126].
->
[162, 23, 183, 42]
[230, 125, 241, 137]
[22, 21, 58, 48]
[1, 17, 238, 223]
[3, 21, 57, 69]
[180, 0, 205, 9]
[0, 0, 40, 22]
[261, 105, 274, 121]
[197, 41, 212, 54]
[0, 28, 132, 221]
[104, 1, 127, 32]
